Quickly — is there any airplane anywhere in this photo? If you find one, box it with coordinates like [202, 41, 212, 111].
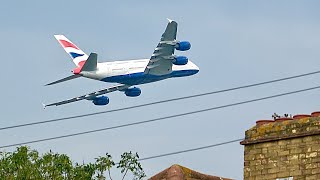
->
[44, 19, 199, 108]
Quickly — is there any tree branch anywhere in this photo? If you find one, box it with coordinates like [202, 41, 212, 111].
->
[121, 168, 129, 180]
[108, 169, 113, 180]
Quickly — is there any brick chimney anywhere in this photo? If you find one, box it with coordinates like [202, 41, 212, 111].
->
[240, 112, 320, 180]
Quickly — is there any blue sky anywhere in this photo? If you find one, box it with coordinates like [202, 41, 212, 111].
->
[1, 1, 320, 179]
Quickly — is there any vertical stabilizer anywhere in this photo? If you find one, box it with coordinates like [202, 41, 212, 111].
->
[54, 35, 89, 67]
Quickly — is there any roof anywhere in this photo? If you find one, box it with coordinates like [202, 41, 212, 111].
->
[149, 164, 233, 180]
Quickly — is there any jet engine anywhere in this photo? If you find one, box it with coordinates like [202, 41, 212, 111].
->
[173, 56, 188, 65]
[175, 41, 191, 51]
[92, 96, 109, 106]
[125, 87, 141, 97]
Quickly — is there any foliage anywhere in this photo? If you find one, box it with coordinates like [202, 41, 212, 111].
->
[0, 146, 146, 180]
[117, 152, 146, 180]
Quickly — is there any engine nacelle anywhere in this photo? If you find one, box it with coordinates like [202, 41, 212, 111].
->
[92, 96, 109, 106]
[175, 41, 191, 51]
[125, 87, 141, 97]
[173, 56, 188, 65]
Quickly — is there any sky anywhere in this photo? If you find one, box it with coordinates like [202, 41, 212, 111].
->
[1, 0, 320, 179]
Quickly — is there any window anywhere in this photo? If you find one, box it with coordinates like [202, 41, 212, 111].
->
[276, 177, 293, 180]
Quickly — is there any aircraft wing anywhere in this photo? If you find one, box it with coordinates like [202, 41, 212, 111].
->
[44, 84, 130, 108]
[144, 19, 178, 75]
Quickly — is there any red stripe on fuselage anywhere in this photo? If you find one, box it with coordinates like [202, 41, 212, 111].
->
[59, 40, 79, 50]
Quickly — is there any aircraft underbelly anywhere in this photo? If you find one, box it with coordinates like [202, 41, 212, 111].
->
[102, 72, 164, 85]
[101, 69, 198, 85]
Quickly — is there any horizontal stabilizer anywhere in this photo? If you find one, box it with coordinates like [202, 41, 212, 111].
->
[45, 74, 81, 86]
[81, 53, 97, 71]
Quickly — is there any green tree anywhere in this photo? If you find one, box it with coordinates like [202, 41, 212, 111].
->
[95, 153, 115, 180]
[0, 146, 146, 180]
[117, 152, 146, 180]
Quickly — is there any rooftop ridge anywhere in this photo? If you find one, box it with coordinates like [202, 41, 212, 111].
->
[149, 164, 233, 180]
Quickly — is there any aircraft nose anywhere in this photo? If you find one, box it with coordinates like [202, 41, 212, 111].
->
[193, 63, 200, 73]
[187, 61, 199, 74]
[194, 64, 200, 71]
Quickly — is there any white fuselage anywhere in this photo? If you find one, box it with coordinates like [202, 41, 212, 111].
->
[80, 59, 199, 85]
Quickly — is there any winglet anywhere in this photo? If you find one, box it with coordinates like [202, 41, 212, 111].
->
[42, 103, 46, 109]
[167, 18, 174, 23]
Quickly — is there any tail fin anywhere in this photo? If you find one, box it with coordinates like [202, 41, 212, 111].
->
[54, 35, 89, 67]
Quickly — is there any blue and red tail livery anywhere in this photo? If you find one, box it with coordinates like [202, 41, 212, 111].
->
[54, 35, 89, 66]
